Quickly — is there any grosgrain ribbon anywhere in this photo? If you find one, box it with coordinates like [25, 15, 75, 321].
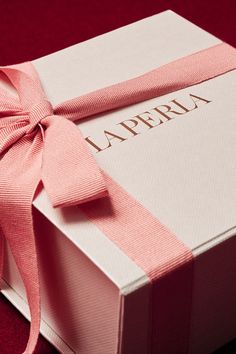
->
[0, 42, 236, 354]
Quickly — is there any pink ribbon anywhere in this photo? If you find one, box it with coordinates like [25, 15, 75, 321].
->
[0, 42, 236, 354]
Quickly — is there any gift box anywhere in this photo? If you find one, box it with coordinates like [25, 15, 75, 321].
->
[1, 9, 236, 354]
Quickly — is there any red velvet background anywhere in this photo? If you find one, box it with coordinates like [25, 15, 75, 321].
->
[0, 1, 235, 353]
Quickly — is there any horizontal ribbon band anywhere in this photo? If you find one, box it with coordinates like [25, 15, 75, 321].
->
[0, 42, 235, 354]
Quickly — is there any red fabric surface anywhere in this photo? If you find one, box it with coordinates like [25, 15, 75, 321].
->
[0, 1, 235, 353]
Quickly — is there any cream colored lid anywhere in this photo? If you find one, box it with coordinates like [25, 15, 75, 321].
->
[33, 11, 236, 290]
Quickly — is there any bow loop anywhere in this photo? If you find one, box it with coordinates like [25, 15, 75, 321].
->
[0, 63, 47, 111]
[0, 121, 28, 154]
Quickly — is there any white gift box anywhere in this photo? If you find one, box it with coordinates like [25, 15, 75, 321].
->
[1, 10, 236, 354]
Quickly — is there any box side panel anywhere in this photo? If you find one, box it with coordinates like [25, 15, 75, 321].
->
[190, 234, 236, 354]
[119, 284, 151, 354]
[118, 234, 236, 354]
[2, 209, 121, 354]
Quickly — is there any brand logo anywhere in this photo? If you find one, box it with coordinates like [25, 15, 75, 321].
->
[85, 93, 211, 153]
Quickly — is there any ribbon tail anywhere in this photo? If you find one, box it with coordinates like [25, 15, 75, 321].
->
[0, 133, 43, 354]
[41, 116, 108, 207]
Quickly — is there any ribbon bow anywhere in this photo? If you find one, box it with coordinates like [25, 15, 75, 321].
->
[0, 43, 236, 354]
[0, 62, 109, 354]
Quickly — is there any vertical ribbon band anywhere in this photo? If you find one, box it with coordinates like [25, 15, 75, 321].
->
[0, 42, 235, 353]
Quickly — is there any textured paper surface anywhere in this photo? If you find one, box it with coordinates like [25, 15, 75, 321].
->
[34, 9, 235, 266]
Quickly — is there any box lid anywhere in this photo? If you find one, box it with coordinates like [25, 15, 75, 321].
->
[32, 10, 236, 292]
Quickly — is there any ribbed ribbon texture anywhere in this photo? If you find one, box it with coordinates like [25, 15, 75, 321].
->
[0, 42, 235, 354]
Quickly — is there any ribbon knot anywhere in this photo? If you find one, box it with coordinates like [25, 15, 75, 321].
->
[27, 99, 53, 134]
